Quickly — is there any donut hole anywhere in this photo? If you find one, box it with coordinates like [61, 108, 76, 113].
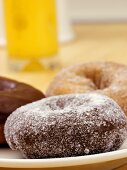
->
[55, 96, 91, 110]
[0, 81, 16, 91]
[77, 70, 110, 90]
[56, 99, 65, 109]
[74, 65, 112, 91]
[90, 75, 109, 90]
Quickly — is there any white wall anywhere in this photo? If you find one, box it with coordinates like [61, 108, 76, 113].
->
[68, 0, 127, 22]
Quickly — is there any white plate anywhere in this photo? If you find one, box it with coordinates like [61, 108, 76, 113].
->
[0, 148, 127, 169]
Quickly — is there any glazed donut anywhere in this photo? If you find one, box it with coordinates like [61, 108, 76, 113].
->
[46, 62, 127, 115]
[0, 76, 45, 144]
[5, 93, 127, 158]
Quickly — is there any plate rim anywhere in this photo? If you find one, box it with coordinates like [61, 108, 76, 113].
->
[0, 149, 127, 168]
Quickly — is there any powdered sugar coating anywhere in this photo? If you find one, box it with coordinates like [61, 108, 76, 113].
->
[4, 93, 127, 159]
[46, 62, 127, 118]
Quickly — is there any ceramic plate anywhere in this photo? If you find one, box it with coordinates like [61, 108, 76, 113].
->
[0, 147, 127, 170]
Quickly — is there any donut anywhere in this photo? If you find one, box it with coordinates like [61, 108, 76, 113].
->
[0, 76, 45, 144]
[4, 93, 127, 158]
[46, 62, 127, 115]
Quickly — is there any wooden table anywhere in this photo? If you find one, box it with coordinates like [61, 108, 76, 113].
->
[0, 23, 127, 169]
[1, 23, 127, 91]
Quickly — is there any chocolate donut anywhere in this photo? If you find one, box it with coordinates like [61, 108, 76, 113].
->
[5, 93, 127, 158]
[0, 76, 45, 144]
[46, 62, 127, 116]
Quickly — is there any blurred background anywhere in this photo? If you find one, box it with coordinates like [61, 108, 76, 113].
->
[0, 0, 127, 90]
[69, 0, 127, 22]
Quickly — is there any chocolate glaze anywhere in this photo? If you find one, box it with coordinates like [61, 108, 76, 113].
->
[0, 76, 45, 144]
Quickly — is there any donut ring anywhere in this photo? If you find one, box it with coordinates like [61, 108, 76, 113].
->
[0, 76, 45, 144]
[4, 93, 127, 158]
[47, 62, 127, 115]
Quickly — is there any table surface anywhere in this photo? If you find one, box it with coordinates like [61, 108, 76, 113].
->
[0, 23, 127, 170]
[1, 23, 127, 91]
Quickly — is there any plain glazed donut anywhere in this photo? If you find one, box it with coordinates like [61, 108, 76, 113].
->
[4, 93, 127, 158]
[46, 62, 127, 115]
[0, 76, 45, 144]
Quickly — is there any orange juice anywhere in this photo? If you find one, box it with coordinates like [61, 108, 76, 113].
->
[4, 0, 58, 71]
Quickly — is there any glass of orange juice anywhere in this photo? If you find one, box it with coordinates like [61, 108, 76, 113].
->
[4, 0, 58, 71]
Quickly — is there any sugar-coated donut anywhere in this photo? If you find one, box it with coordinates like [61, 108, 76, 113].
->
[46, 62, 127, 116]
[0, 76, 45, 144]
[5, 93, 127, 158]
